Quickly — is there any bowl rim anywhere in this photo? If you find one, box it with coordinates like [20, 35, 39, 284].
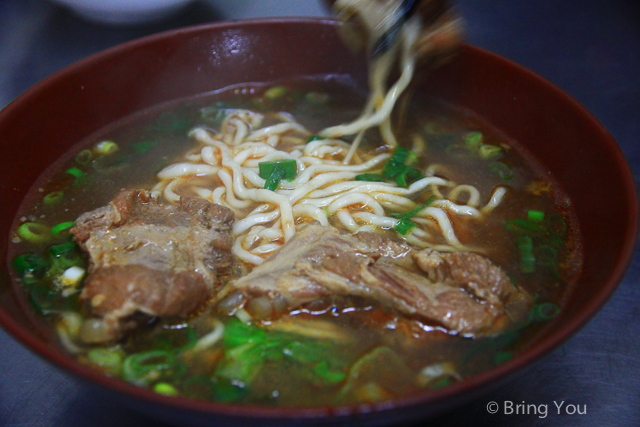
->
[0, 16, 638, 421]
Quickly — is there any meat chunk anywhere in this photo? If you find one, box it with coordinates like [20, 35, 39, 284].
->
[71, 189, 234, 342]
[230, 224, 530, 335]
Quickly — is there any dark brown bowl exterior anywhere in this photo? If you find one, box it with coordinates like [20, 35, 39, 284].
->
[0, 18, 636, 426]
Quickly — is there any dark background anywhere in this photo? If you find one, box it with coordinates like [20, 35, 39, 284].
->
[0, 0, 639, 426]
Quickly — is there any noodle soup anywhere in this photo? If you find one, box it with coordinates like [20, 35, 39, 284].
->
[9, 78, 580, 407]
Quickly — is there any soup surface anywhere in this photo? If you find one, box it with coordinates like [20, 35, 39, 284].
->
[9, 78, 581, 407]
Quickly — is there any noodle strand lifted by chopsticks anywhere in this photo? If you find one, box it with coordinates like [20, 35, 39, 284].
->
[321, 0, 422, 162]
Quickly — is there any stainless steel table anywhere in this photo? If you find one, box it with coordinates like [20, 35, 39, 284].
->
[1, 0, 638, 425]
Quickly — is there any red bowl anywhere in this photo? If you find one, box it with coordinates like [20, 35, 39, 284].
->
[0, 18, 637, 426]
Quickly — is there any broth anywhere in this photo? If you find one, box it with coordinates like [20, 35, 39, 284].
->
[8, 78, 581, 407]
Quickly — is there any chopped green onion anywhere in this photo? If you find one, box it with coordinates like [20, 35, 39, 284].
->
[17, 222, 51, 244]
[259, 160, 297, 191]
[87, 348, 123, 374]
[12, 253, 50, 277]
[406, 150, 418, 165]
[388, 146, 411, 167]
[354, 173, 385, 182]
[382, 146, 419, 181]
[43, 191, 64, 205]
[264, 85, 287, 100]
[312, 361, 345, 385]
[74, 149, 93, 165]
[527, 210, 545, 223]
[517, 236, 536, 273]
[360, 147, 423, 187]
[395, 167, 423, 188]
[504, 218, 547, 235]
[533, 302, 560, 321]
[382, 159, 404, 179]
[133, 140, 158, 154]
[65, 167, 86, 184]
[463, 131, 483, 148]
[282, 341, 322, 364]
[94, 140, 119, 156]
[394, 218, 416, 235]
[391, 196, 434, 220]
[216, 342, 264, 384]
[306, 135, 323, 143]
[51, 221, 75, 238]
[123, 350, 175, 386]
[216, 319, 351, 393]
[258, 160, 297, 181]
[488, 161, 513, 180]
[223, 318, 266, 348]
[154, 382, 179, 396]
[479, 144, 502, 158]
[263, 166, 285, 191]
[506, 212, 567, 249]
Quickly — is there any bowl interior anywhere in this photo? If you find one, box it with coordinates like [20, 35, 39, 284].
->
[0, 19, 636, 425]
